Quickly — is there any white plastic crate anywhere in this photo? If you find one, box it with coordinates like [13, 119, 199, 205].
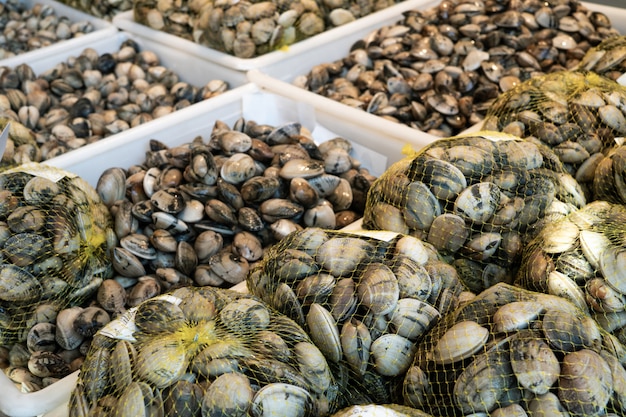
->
[112, 0, 436, 78]
[0, 0, 117, 69]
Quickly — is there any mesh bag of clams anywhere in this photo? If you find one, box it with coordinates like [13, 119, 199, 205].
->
[577, 35, 626, 81]
[361, 132, 586, 294]
[402, 282, 626, 417]
[517, 200, 626, 344]
[0, 162, 113, 345]
[482, 70, 626, 198]
[246, 227, 468, 406]
[69, 286, 338, 417]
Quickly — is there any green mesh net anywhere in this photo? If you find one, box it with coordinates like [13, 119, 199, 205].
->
[483, 70, 626, 199]
[247, 227, 468, 406]
[577, 35, 626, 81]
[402, 282, 626, 417]
[69, 286, 338, 416]
[0, 162, 113, 345]
[361, 132, 586, 294]
[517, 200, 626, 345]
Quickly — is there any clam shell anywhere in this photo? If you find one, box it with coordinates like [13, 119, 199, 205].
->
[370, 334, 416, 377]
[135, 336, 188, 388]
[340, 318, 371, 376]
[579, 229, 611, 270]
[315, 237, 376, 277]
[540, 219, 580, 254]
[558, 349, 613, 416]
[542, 308, 588, 352]
[547, 270, 588, 314]
[250, 382, 314, 417]
[356, 263, 399, 316]
[389, 298, 440, 341]
[453, 341, 517, 414]
[431, 320, 489, 365]
[306, 303, 342, 363]
[510, 331, 560, 395]
[600, 246, 626, 295]
[492, 301, 544, 333]
[201, 372, 253, 416]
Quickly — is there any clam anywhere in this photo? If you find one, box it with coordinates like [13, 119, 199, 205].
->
[430, 320, 488, 365]
[509, 330, 560, 395]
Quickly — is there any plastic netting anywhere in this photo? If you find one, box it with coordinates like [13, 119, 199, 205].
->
[577, 35, 626, 81]
[402, 282, 626, 417]
[247, 227, 468, 406]
[517, 200, 626, 344]
[69, 286, 338, 417]
[0, 163, 113, 345]
[483, 70, 626, 199]
[361, 132, 586, 294]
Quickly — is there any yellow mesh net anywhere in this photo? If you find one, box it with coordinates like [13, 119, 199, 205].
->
[402, 282, 626, 417]
[0, 163, 113, 346]
[247, 227, 468, 406]
[361, 132, 586, 294]
[483, 70, 626, 199]
[70, 286, 338, 416]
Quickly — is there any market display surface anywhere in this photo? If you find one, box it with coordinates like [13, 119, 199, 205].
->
[0, 0, 626, 416]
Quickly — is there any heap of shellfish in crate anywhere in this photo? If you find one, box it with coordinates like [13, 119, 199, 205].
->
[3, 0, 626, 416]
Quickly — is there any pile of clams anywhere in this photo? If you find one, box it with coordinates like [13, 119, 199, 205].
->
[247, 227, 468, 405]
[0, 38, 229, 165]
[134, 0, 400, 59]
[0, 0, 97, 60]
[403, 283, 626, 417]
[483, 70, 626, 198]
[294, 0, 620, 136]
[517, 200, 626, 344]
[362, 132, 586, 294]
[69, 286, 338, 417]
[55, 0, 133, 20]
[0, 163, 113, 346]
[94, 118, 376, 312]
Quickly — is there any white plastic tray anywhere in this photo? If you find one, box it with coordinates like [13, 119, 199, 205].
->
[112, 0, 435, 77]
[0, 0, 117, 69]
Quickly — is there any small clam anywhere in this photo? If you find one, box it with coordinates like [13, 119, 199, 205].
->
[431, 320, 488, 365]
[370, 334, 416, 377]
[510, 330, 560, 395]
[558, 349, 613, 416]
